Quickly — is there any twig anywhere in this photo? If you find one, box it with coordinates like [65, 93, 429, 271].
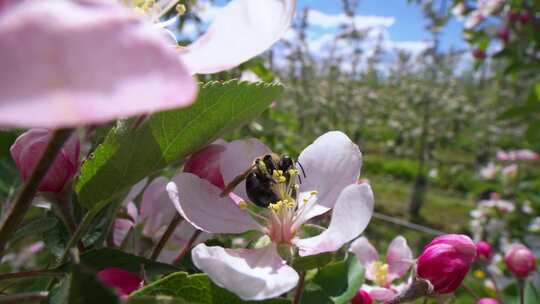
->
[173, 229, 202, 266]
[518, 279, 525, 304]
[0, 291, 49, 303]
[292, 271, 305, 304]
[0, 129, 73, 255]
[0, 270, 63, 282]
[150, 214, 182, 261]
[372, 212, 446, 236]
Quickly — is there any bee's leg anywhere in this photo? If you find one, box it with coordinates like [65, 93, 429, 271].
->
[219, 164, 256, 197]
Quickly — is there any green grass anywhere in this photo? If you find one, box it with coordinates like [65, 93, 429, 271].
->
[362, 174, 473, 252]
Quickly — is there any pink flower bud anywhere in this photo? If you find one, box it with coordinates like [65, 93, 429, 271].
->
[10, 129, 80, 193]
[417, 234, 477, 294]
[477, 298, 499, 304]
[183, 144, 226, 189]
[476, 241, 492, 261]
[97, 267, 143, 298]
[351, 289, 372, 304]
[504, 244, 536, 278]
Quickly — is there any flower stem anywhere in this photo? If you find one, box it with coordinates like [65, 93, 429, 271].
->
[0, 129, 73, 256]
[173, 229, 202, 266]
[0, 270, 63, 282]
[484, 265, 503, 301]
[0, 291, 49, 303]
[150, 214, 182, 261]
[518, 279, 525, 304]
[461, 283, 479, 300]
[292, 271, 305, 304]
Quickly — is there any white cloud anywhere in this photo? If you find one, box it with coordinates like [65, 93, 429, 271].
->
[308, 10, 395, 29]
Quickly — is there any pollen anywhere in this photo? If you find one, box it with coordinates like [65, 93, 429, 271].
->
[176, 4, 186, 15]
[272, 170, 287, 183]
[238, 201, 248, 209]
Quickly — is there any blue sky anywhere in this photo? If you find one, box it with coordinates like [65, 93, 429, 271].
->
[296, 0, 466, 51]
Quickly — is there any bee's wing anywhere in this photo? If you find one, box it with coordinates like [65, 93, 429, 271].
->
[219, 164, 256, 197]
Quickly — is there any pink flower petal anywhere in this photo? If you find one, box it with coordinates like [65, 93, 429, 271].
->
[349, 237, 379, 281]
[362, 285, 397, 302]
[140, 177, 176, 237]
[167, 172, 262, 234]
[295, 183, 374, 256]
[192, 244, 299, 300]
[0, 0, 196, 128]
[219, 139, 271, 201]
[157, 221, 211, 264]
[296, 131, 362, 222]
[387, 236, 413, 282]
[179, 0, 295, 74]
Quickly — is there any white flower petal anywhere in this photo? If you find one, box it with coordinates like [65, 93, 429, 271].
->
[192, 244, 299, 300]
[179, 0, 296, 74]
[297, 131, 362, 220]
[167, 172, 261, 234]
[295, 183, 374, 256]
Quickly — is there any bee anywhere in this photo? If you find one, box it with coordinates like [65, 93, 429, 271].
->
[220, 154, 305, 208]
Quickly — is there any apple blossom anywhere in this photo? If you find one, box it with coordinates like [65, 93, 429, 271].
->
[97, 267, 143, 298]
[167, 131, 374, 300]
[349, 236, 413, 302]
[417, 234, 477, 294]
[10, 129, 80, 193]
[479, 163, 498, 180]
[351, 289, 373, 304]
[0, 0, 197, 128]
[504, 243, 536, 278]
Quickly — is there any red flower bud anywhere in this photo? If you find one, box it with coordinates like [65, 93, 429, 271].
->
[477, 298, 499, 304]
[476, 241, 492, 261]
[473, 49, 486, 60]
[183, 144, 226, 189]
[417, 234, 477, 294]
[497, 28, 509, 42]
[507, 11, 520, 23]
[504, 244, 536, 278]
[351, 289, 372, 304]
[10, 129, 80, 193]
[97, 268, 143, 298]
[519, 13, 530, 24]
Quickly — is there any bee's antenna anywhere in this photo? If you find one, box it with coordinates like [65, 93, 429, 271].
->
[297, 161, 307, 178]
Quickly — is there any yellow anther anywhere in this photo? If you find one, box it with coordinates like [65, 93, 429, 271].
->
[288, 169, 299, 176]
[310, 191, 318, 196]
[238, 201, 248, 210]
[175, 4, 186, 15]
[373, 261, 389, 286]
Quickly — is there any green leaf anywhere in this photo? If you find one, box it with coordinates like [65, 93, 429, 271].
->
[526, 122, 540, 144]
[49, 268, 120, 304]
[131, 272, 290, 304]
[75, 80, 283, 208]
[57, 248, 178, 278]
[127, 297, 189, 304]
[302, 256, 364, 304]
[292, 252, 334, 271]
[331, 257, 365, 304]
[0, 131, 19, 201]
[11, 216, 58, 243]
[525, 282, 540, 304]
